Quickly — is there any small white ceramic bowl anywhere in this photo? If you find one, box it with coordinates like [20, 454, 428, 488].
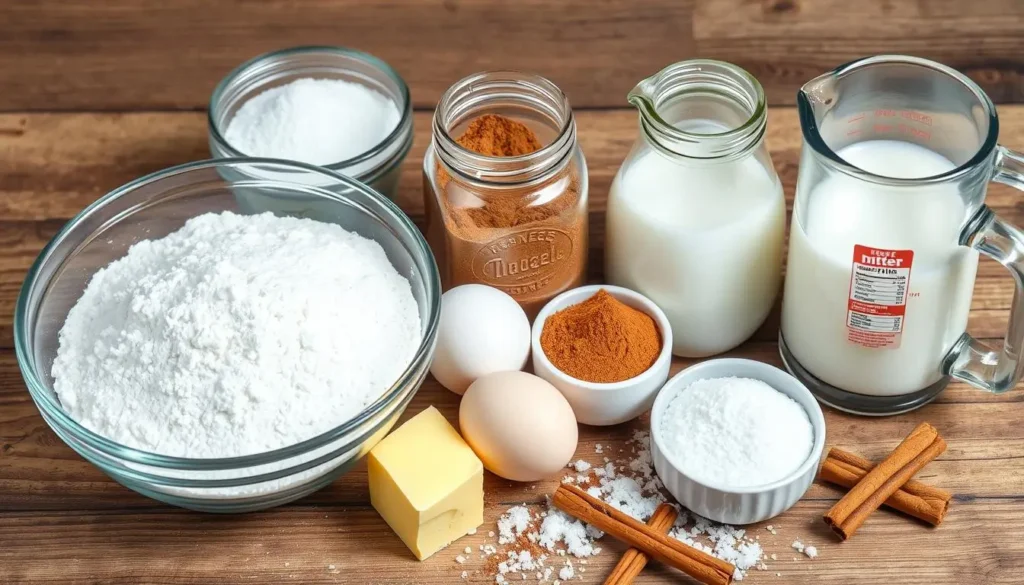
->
[532, 285, 672, 426]
[650, 358, 826, 524]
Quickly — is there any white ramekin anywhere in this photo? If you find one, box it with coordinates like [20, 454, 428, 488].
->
[532, 285, 673, 426]
[650, 358, 826, 524]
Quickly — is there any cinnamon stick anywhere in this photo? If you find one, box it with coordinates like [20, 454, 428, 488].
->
[603, 503, 679, 585]
[824, 422, 946, 540]
[819, 447, 951, 526]
[553, 484, 734, 585]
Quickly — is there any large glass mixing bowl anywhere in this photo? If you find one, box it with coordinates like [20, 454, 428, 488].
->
[14, 159, 440, 513]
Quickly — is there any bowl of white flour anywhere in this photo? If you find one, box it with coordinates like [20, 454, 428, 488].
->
[650, 358, 826, 524]
[14, 159, 440, 512]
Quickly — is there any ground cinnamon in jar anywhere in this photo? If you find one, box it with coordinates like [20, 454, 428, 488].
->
[428, 112, 587, 317]
[540, 289, 662, 383]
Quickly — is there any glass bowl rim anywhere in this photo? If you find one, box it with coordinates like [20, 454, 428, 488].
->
[14, 157, 441, 470]
[207, 45, 414, 173]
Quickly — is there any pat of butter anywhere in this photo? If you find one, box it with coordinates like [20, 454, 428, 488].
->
[368, 406, 484, 560]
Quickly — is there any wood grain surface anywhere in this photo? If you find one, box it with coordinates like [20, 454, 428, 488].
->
[2, 0, 1023, 111]
[3, 2, 1024, 583]
[1, 104, 1024, 584]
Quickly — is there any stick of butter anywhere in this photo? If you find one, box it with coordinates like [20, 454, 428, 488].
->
[368, 406, 484, 560]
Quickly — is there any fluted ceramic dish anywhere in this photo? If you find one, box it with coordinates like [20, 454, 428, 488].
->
[650, 358, 826, 524]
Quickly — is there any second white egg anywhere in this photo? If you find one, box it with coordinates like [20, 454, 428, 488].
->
[430, 284, 531, 395]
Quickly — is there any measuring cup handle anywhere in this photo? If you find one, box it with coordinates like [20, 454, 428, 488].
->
[946, 146, 1024, 393]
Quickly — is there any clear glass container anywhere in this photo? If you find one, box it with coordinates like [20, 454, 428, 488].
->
[15, 159, 440, 512]
[208, 46, 413, 200]
[781, 55, 1024, 415]
[606, 60, 785, 357]
[423, 72, 588, 317]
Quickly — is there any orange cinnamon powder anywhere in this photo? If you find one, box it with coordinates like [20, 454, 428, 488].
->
[456, 114, 543, 157]
[540, 290, 662, 383]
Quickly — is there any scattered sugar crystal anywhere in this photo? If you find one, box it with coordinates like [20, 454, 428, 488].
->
[543, 568, 554, 580]
[489, 531, 496, 538]
[465, 547, 472, 554]
[670, 512, 765, 581]
[558, 562, 574, 580]
[456, 556, 466, 564]
[595, 444, 603, 454]
[498, 506, 532, 544]
[468, 528, 477, 535]
[791, 540, 804, 553]
[770, 553, 777, 560]
[804, 546, 818, 559]
[462, 571, 469, 579]
[537, 510, 600, 557]
[573, 460, 591, 472]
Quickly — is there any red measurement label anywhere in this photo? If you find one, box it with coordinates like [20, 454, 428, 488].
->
[846, 245, 914, 349]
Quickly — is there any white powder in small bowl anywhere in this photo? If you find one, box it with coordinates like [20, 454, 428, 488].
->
[658, 377, 813, 488]
[224, 78, 401, 167]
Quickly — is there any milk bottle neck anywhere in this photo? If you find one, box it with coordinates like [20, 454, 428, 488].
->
[628, 60, 767, 162]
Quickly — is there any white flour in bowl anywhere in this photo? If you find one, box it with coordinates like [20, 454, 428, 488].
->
[658, 377, 813, 488]
[52, 211, 421, 460]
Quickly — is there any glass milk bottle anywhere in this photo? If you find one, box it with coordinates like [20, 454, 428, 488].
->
[780, 55, 1024, 415]
[606, 60, 785, 357]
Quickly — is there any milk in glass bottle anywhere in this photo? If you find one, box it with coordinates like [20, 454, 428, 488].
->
[606, 60, 785, 357]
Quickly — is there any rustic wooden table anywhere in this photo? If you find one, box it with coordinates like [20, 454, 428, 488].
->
[2, 1, 1024, 584]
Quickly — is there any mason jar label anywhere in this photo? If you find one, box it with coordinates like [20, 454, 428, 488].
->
[472, 229, 573, 297]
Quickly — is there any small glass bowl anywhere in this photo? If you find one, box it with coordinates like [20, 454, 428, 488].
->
[14, 159, 440, 513]
[208, 46, 413, 200]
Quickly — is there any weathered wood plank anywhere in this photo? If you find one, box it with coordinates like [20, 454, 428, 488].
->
[693, 0, 1024, 104]
[0, 499, 1022, 584]
[2, 1, 1023, 111]
[0, 0, 694, 111]
[1, 108, 1022, 348]
[4, 342, 1024, 514]
[3, 107, 1024, 222]
[3, 105, 1024, 584]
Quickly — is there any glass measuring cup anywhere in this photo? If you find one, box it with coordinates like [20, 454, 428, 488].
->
[780, 55, 1024, 415]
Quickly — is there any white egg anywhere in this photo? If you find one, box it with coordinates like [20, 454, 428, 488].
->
[430, 285, 531, 395]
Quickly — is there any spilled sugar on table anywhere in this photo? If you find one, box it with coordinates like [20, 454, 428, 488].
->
[2, 1, 1024, 583]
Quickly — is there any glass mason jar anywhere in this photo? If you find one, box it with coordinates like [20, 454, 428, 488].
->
[423, 72, 589, 317]
[606, 60, 785, 357]
[208, 46, 414, 201]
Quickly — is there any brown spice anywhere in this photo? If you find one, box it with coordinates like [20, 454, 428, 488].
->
[456, 114, 543, 157]
[426, 113, 587, 317]
[540, 290, 662, 383]
[823, 422, 947, 540]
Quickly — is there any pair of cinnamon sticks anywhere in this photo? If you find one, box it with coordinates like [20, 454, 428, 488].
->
[822, 422, 951, 540]
[552, 484, 735, 585]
